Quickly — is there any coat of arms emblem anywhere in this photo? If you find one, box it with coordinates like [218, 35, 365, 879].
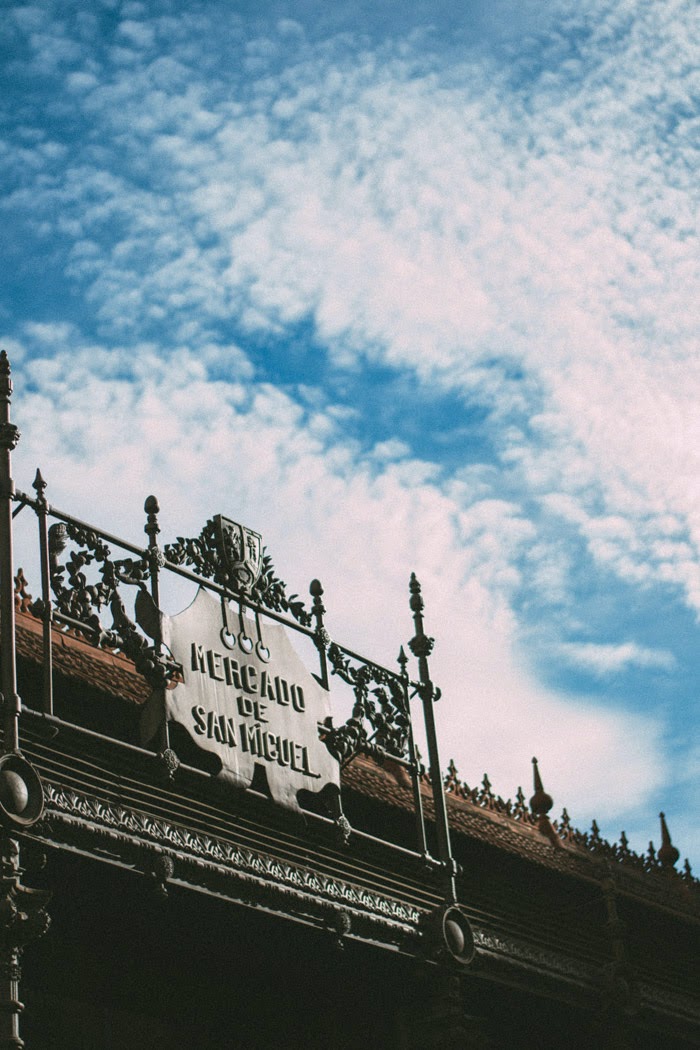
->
[213, 515, 262, 592]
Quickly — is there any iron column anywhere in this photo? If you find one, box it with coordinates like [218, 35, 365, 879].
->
[0, 355, 20, 753]
[408, 573, 457, 904]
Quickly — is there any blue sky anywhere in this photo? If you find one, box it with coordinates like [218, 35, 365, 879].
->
[1, 0, 698, 866]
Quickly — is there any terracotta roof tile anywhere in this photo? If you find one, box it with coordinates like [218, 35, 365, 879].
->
[16, 609, 150, 706]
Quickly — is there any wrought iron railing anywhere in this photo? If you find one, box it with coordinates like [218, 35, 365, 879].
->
[1, 351, 461, 898]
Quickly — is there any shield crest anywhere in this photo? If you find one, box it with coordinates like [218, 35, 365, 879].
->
[213, 515, 262, 592]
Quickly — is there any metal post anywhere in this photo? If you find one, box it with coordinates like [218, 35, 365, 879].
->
[408, 573, 457, 903]
[144, 495, 161, 615]
[32, 470, 53, 716]
[0, 836, 51, 1050]
[144, 496, 170, 755]
[398, 645, 429, 861]
[0, 355, 20, 754]
[309, 579, 329, 690]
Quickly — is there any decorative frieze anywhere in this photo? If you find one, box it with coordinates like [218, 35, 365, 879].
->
[41, 782, 421, 932]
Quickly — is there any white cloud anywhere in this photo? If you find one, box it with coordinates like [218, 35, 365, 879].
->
[2, 0, 698, 858]
[556, 641, 676, 676]
[118, 20, 155, 50]
[10, 3, 692, 630]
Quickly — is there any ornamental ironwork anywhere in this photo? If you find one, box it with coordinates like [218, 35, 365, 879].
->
[44, 519, 177, 689]
[322, 644, 410, 764]
[164, 518, 312, 626]
[17, 487, 419, 786]
[444, 759, 699, 890]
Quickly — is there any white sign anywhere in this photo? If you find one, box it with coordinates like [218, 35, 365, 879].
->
[142, 587, 339, 811]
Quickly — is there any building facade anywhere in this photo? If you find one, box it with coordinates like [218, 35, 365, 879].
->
[0, 352, 697, 1049]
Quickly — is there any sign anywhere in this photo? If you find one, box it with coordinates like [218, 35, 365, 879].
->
[142, 587, 339, 811]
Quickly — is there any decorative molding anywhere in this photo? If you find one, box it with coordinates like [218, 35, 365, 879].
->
[42, 783, 421, 930]
[637, 980, 700, 1024]
[0, 422, 20, 451]
[473, 928, 598, 985]
[27, 785, 700, 1020]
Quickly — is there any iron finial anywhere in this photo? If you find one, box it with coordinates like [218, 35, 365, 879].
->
[310, 579, 327, 628]
[309, 578, 326, 626]
[408, 574, 435, 661]
[529, 758, 561, 847]
[397, 645, 408, 675]
[309, 578, 330, 666]
[144, 495, 160, 544]
[0, 351, 12, 400]
[33, 468, 47, 501]
[529, 757, 553, 818]
[657, 812, 680, 870]
[409, 572, 423, 614]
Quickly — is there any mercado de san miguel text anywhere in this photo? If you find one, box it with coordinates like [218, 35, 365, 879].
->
[0, 350, 696, 1048]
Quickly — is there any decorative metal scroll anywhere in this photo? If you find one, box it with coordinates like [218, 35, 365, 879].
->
[162, 521, 414, 765]
[42, 511, 412, 772]
[44, 520, 177, 688]
[322, 643, 410, 764]
[164, 516, 312, 627]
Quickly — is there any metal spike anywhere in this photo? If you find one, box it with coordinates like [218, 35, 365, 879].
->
[658, 811, 680, 869]
[32, 468, 46, 498]
[529, 756, 553, 817]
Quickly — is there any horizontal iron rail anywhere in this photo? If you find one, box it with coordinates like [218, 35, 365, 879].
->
[15, 491, 149, 559]
[14, 489, 406, 681]
[28, 742, 436, 906]
[23, 827, 419, 951]
[19, 711, 433, 865]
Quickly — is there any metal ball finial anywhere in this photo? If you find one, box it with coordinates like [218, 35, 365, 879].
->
[529, 757, 553, 818]
[658, 811, 680, 870]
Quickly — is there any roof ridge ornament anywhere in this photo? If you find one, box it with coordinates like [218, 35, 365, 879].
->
[529, 756, 553, 818]
[529, 757, 560, 847]
[657, 811, 680, 870]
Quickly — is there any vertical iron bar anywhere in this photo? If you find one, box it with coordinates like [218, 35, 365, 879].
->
[399, 645, 428, 861]
[144, 495, 161, 614]
[33, 469, 53, 715]
[309, 578, 350, 838]
[0, 354, 20, 754]
[0, 836, 51, 1050]
[408, 573, 457, 903]
[0, 838, 24, 1050]
[309, 579, 329, 690]
[144, 495, 169, 753]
